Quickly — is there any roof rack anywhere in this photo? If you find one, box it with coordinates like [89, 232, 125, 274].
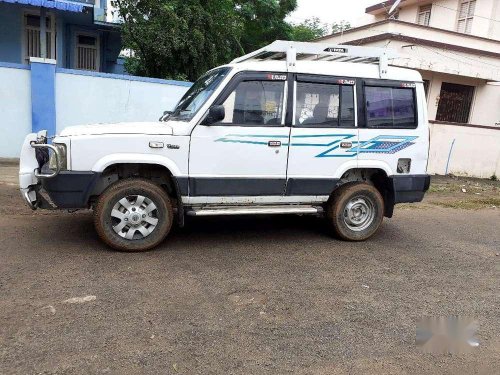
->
[231, 40, 398, 78]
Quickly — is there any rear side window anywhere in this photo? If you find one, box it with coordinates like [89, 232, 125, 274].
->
[295, 82, 355, 127]
[365, 86, 417, 128]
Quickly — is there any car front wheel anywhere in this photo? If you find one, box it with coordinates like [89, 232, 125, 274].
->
[94, 178, 173, 251]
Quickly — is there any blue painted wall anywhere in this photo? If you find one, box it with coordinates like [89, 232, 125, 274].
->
[0, 3, 122, 72]
[0, 60, 191, 157]
[0, 4, 23, 64]
[30, 61, 56, 137]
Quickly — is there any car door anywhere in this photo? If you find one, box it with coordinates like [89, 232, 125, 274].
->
[189, 72, 290, 197]
[286, 74, 359, 196]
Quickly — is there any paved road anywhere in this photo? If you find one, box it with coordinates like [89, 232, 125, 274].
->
[1, 172, 499, 374]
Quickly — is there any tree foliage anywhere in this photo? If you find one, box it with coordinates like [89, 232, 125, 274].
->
[331, 20, 351, 34]
[236, 0, 297, 53]
[112, 0, 243, 81]
[288, 17, 329, 41]
[113, 0, 351, 81]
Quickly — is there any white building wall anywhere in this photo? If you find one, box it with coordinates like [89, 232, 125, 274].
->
[370, 0, 499, 39]
[55, 73, 189, 131]
[491, 0, 500, 39]
[0, 66, 32, 158]
[428, 122, 500, 178]
[472, 82, 500, 126]
[472, 0, 497, 37]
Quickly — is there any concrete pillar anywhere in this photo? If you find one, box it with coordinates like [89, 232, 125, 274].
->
[29, 58, 56, 137]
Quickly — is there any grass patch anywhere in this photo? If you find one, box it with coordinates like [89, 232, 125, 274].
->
[432, 198, 500, 210]
[427, 184, 460, 194]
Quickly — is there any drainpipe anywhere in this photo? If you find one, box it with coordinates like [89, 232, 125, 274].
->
[40, 7, 47, 58]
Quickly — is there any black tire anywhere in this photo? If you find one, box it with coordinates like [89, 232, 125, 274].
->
[94, 178, 173, 252]
[326, 182, 384, 241]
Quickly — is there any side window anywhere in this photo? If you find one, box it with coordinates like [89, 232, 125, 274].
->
[365, 86, 416, 128]
[219, 80, 285, 126]
[295, 82, 355, 127]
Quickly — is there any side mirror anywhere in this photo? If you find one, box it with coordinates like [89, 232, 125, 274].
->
[204, 105, 225, 125]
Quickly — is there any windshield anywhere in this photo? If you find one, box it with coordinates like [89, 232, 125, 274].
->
[168, 67, 231, 122]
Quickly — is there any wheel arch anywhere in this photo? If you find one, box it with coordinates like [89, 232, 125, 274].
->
[335, 167, 395, 218]
[334, 160, 393, 179]
[89, 159, 187, 226]
[91, 153, 183, 176]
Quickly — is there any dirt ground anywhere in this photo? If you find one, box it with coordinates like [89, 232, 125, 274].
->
[1, 160, 499, 374]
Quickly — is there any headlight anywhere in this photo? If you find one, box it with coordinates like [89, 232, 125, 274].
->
[48, 143, 67, 171]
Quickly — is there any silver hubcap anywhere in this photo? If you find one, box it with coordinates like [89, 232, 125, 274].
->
[343, 196, 375, 232]
[111, 195, 159, 240]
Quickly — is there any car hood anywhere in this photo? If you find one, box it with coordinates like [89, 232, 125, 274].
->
[59, 122, 173, 137]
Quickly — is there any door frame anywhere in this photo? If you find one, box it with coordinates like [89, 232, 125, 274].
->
[188, 71, 291, 197]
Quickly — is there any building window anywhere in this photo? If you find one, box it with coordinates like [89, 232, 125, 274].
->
[364, 86, 417, 128]
[457, 0, 476, 34]
[436, 83, 474, 124]
[75, 34, 99, 71]
[417, 4, 432, 26]
[24, 13, 56, 62]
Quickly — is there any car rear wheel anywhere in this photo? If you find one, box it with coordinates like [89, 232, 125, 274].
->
[327, 182, 384, 241]
[94, 178, 173, 251]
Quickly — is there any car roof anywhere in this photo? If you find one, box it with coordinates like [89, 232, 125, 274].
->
[220, 60, 422, 82]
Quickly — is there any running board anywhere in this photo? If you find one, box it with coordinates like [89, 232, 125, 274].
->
[186, 205, 323, 217]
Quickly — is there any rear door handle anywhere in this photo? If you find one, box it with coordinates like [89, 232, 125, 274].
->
[268, 141, 281, 147]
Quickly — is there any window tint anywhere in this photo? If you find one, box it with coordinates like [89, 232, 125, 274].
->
[220, 80, 285, 126]
[295, 82, 355, 127]
[365, 86, 416, 128]
[340, 85, 355, 126]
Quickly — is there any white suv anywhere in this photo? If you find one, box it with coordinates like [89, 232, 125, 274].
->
[19, 41, 430, 251]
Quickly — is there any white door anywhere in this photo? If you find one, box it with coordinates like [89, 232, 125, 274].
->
[286, 75, 359, 195]
[189, 72, 290, 197]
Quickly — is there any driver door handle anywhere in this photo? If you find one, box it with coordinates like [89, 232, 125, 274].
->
[268, 141, 281, 147]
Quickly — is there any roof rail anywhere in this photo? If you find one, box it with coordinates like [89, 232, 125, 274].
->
[230, 40, 398, 78]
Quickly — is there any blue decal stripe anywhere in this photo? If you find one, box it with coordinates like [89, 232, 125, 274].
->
[215, 134, 418, 158]
[224, 134, 290, 138]
[292, 134, 356, 138]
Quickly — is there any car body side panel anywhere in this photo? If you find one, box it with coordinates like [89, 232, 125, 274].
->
[69, 134, 191, 177]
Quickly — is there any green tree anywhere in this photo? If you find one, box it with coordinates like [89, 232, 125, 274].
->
[289, 17, 329, 41]
[113, 0, 298, 81]
[331, 20, 351, 34]
[112, 0, 244, 81]
[235, 0, 297, 52]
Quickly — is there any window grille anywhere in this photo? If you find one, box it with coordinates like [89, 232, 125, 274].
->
[76, 35, 99, 71]
[436, 83, 474, 123]
[24, 14, 55, 62]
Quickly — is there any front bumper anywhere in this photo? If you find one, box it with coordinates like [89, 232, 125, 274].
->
[21, 171, 100, 210]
